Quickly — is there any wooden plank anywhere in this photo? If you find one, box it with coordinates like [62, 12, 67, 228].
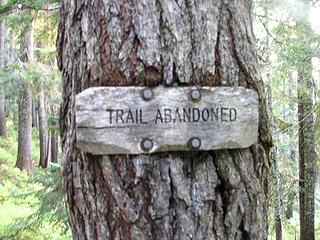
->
[75, 87, 259, 155]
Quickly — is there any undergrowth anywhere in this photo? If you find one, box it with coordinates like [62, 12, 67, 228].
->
[0, 121, 70, 240]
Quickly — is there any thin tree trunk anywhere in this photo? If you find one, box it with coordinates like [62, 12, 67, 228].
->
[16, 23, 34, 171]
[50, 106, 59, 164]
[46, 131, 52, 165]
[12, 104, 18, 129]
[58, 1, 272, 239]
[0, 89, 6, 138]
[38, 80, 48, 168]
[51, 131, 58, 163]
[267, 85, 282, 240]
[0, 0, 7, 138]
[298, 64, 316, 240]
[285, 72, 296, 221]
[32, 98, 39, 128]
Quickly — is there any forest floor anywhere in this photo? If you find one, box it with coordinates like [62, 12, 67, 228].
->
[0, 121, 70, 240]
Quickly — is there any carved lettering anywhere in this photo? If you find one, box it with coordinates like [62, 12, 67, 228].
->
[116, 110, 124, 124]
[104, 107, 239, 125]
[155, 109, 163, 124]
[106, 109, 115, 124]
[221, 108, 228, 122]
[76, 86, 259, 154]
[183, 108, 191, 122]
[174, 108, 182, 123]
[211, 108, 219, 121]
[192, 108, 200, 122]
[126, 109, 134, 124]
[202, 108, 210, 122]
[140, 109, 148, 124]
[164, 109, 172, 123]
[230, 108, 237, 121]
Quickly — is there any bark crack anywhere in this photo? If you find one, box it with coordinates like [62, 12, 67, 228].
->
[184, 0, 195, 84]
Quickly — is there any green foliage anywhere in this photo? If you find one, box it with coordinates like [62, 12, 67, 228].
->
[0, 0, 60, 16]
[1, 166, 70, 240]
[0, 123, 70, 240]
[254, 0, 320, 239]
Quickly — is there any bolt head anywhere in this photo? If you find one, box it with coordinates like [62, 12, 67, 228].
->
[141, 138, 153, 151]
[188, 137, 201, 150]
[141, 88, 154, 101]
[190, 89, 201, 101]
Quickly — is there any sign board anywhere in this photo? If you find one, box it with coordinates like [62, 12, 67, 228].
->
[75, 87, 259, 155]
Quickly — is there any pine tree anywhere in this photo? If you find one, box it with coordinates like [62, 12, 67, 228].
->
[16, 23, 34, 170]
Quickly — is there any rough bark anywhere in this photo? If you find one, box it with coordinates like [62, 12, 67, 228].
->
[16, 23, 34, 171]
[57, 0, 272, 239]
[267, 85, 282, 240]
[298, 62, 316, 240]
[38, 80, 48, 168]
[0, 0, 7, 138]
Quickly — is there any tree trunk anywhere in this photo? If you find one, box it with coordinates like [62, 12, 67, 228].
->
[50, 131, 58, 163]
[295, 6, 316, 238]
[0, 89, 6, 138]
[267, 85, 282, 240]
[0, 0, 7, 138]
[50, 106, 59, 164]
[16, 82, 33, 170]
[38, 80, 48, 168]
[16, 23, 34, 171]
[298, 61, 316, 240]
[57, 1, 272, 239]
[32, 98, 39, 128]
[46, 131, 52, 165]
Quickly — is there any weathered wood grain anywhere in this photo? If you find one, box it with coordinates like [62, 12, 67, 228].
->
[76, 87, 258, 154]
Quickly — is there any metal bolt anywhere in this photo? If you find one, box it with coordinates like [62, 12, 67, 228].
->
[141, 88, 154, 101]
[189, 89, 201, 102]
[141, 138, 154, 151]
[188, 137, 201, 150]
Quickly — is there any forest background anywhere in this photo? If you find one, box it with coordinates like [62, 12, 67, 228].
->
[0, 0, 319, 239]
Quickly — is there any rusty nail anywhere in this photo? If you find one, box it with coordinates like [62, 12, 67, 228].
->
[140, 138, 154, 151]
[189, 89, 201, 102]
[141, 88, 154, 101]
[188, 137, 201, 150]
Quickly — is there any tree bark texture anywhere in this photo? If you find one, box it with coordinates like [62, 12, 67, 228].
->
[16, 24, 34, 171]
[298, 62, 316, 240]
[58, 1, 272, 239]
[38, 80, 48, 168]
[0, 0, 7, 138]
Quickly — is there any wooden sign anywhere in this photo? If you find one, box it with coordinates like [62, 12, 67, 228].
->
[76, 87, 259, 155]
